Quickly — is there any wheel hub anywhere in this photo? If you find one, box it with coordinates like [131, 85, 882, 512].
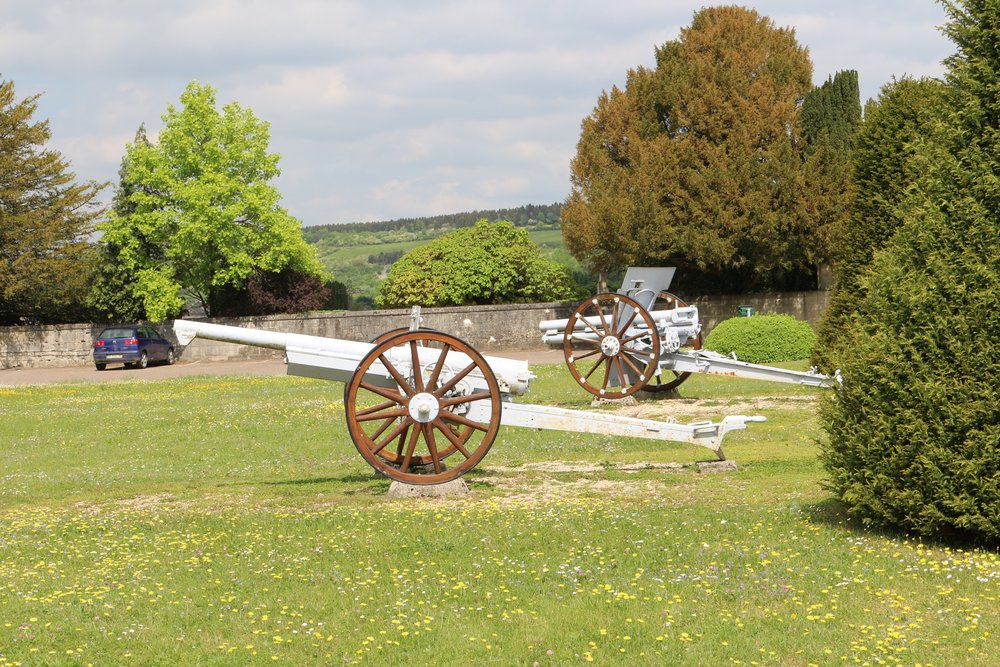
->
[407, 392, 440, 423]
[600, 336, 621, 357]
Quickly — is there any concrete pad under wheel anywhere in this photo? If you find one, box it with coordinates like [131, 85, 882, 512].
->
[387, 478, 470, 498]
[696, 460, 738, 473]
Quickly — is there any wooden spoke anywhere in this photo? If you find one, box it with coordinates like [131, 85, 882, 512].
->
[378, 353, 415, 398]
[432, 361, 477, 398]
[570, 347, 602, 362]
[439, 390, 494, 408]
[359, 381, 406, 405]
[423, 424, 442, 474]
[425, 343, 452, 391]
[373, 419, 411, 456]
[355, 399, 399, 418]
[409, 340, 424, 392]
[594, 299, 611, 336]
[562, 293, 660, 399]
[345, 330, 502, 485]
[582, 355, 606, 381]
[432, 417, 473, 459]
[399, 426, 421, 473]
[438, 410, 490, 433]
[616, 308, 640, 338]
[619, 350, 645, 378]
[569, 332, 600, 346]
[354, 407, 408, 423]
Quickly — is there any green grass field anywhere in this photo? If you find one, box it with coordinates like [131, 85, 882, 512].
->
[1, 366, 997, 665]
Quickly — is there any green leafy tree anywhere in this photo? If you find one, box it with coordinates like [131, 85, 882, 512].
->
[813, 77, 946, 370]
[375, 220, 579, 308]
[820, 1, 1000, 542]
[564, 6, 821, 291]
[88, 124, 153, 322]
[0, 78, 105, 324]
[93, 81, 326, 321]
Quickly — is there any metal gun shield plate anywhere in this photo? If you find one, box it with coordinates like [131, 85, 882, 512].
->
[563, 293, 660, 399]
[344, 330, 502, 485]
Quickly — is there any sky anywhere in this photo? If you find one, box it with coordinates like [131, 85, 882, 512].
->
[3, 1, 955, 227]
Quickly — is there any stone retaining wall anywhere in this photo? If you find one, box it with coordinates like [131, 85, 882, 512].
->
[0, 291, 829, 369]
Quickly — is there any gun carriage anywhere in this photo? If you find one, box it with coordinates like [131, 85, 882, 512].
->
[539, 268, 836, 399]
[173, 315, 764, 486]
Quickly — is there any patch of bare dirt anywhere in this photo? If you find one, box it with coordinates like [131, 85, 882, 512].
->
[610, 395, 817, 421]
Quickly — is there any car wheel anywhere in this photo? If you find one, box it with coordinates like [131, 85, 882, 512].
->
[137, 351, 149, 369]
[95, 362, 107, 371]
[166, 347, 176, 365]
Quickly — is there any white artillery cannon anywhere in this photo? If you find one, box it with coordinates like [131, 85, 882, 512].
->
[173, 316, 765, 485]
[539, 267, 836, 399]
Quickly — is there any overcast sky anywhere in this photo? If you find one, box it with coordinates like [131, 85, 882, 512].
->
[4, 1, 954, 227]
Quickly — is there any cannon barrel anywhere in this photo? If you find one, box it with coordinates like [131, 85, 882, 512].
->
[538, 306, 697, 333]
[174, 319, 534, 396]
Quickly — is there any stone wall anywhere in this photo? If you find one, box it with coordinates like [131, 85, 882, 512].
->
[0, 303, 577, 369]
[691, 290, 831, 334]
[0, 292, 829, 369]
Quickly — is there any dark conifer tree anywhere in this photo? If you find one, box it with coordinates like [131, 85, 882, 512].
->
[820, 1, 1000, 542]
[0, 78, 105, 324]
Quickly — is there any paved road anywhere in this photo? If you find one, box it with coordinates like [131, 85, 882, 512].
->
[0, 348, 564, 387]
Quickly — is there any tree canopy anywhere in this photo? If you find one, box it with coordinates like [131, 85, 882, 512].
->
[91, 81, 326, 321]
[813, 77, 946, 370]
[375, 220, 580, 308]
[0, 78, 105, 324]
[819, 0, 1000, 542]
[563, 6, 859, 292]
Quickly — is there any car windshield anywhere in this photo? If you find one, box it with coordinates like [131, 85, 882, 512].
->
[97, 327, 135, 339]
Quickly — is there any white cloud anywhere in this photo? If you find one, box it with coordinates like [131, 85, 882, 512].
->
[3, 0, 956, 225]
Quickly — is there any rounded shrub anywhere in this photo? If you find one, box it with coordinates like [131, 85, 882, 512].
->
[704, 314, 816, 363]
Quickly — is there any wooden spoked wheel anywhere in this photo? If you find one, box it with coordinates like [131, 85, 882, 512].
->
[642, 291, 703, 394]
[345, 330, 502, 485]
[369, 327, 442, 345]
[562, 293, 660, 399]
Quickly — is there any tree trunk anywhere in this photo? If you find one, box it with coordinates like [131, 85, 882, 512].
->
[597, 269, 608, 294]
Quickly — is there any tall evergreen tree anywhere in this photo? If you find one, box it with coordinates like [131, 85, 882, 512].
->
[820, 1, 1000, 542]
[800, 70, 863, 154]
[797, 71, 863, 279]
[0, 78, 105, 324]
[813, 77, 946, 370]
[563, 6, 820, 291]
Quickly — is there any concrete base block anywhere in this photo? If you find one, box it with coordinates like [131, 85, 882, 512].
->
[636, 388, 682, 401]
[590, 395, 639, 407]
[387, 478, 470, 498]
[696, 460, 738, 474]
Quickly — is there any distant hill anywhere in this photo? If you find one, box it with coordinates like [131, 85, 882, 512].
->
[302, 203, 588, 308]
[302, 203, 561, 245]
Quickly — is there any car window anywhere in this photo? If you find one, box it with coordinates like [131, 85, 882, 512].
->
[97, 327, 135, 339]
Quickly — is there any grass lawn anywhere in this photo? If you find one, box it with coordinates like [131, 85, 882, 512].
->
[0, 364, 997, 665]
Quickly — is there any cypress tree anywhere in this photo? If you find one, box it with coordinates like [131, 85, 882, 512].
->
[820, 1, 1000, 542]
[813, 77, 947, 371]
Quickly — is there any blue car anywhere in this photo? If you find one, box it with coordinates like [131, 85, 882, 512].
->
[93, 324, 176, 371]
